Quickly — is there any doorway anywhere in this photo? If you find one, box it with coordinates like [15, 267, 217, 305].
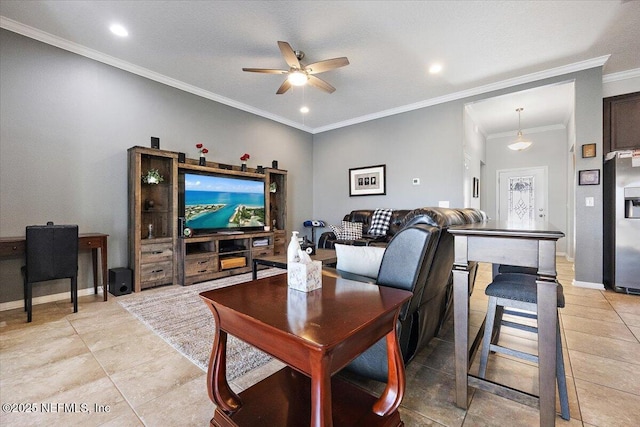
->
[497, 166, 548, 223]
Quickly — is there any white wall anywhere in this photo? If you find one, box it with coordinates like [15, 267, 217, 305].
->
[0, 30, 313, 303]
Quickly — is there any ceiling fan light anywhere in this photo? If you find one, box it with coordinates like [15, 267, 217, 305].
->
[288, 71, 308, 86]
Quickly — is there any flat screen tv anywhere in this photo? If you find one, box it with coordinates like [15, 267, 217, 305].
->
[181, 172, 265, 234]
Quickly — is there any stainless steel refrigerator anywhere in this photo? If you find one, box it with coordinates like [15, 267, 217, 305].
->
[603, 151, 640, 294]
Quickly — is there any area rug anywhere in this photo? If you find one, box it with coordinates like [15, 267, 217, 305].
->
[118, 268, 285, 381]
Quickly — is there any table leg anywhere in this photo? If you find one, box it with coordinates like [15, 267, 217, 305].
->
[252, 259, 258, 280]
[204, 305, 241, 414]
[310, 359, 332, 427]
[101, 238, 108, 301]
[373, 325, 405, 416]
[537, 278, 558, 427]
[92, 248, 99, 295]
[453, 267, 470, 409]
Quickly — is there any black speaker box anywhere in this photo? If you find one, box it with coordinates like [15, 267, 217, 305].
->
[109, 268, 132, 296]
[178, 152, 186, 163]
[151, 137, 160, 149]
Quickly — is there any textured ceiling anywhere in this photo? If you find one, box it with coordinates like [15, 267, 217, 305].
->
[1, 1, 639, 134]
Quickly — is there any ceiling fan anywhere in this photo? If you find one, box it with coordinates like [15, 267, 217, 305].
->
[242, 41, 349, 94]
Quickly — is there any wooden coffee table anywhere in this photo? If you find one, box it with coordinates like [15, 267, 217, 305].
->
[252, 248, 337, 279]
[200, 273, 412, 427]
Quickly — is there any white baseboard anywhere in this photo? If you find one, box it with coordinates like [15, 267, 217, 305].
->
[572, 280, 605, 290]
[0, 287, 103, 312]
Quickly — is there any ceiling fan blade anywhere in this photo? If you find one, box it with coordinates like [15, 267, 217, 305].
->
[305, 57, 350, 74]
[276, 79, 292, 95]
[308, 75, 335, 93]
[278, 41, 301, 69]
[242, 68, 287, 74]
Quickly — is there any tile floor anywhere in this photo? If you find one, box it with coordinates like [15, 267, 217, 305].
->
[1, 258, 639, 426]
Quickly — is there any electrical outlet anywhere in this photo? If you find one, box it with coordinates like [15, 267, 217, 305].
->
[585, 197, 594, 207]
[438, 201, 450, 208]
[412, 178, 420, 185]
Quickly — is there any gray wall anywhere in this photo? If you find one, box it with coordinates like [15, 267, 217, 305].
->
[312, 69, 603, 285]
[313, 102, 465, 224]
[573, 68, 604, 285]
[0, 30, 313, 303]
[483, 128, 569, 254]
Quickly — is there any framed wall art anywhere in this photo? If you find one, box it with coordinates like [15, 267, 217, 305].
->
[578, 169, 600, 185]
[581, 143, 596, 158]
[349, 164, 386, 196]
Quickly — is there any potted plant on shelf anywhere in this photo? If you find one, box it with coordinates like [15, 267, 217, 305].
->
[240, 153, 250, 171]
[196, 143, 209, 166]
[142, 169, 164, 184]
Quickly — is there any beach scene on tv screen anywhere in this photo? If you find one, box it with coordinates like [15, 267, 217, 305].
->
[184, 174, 265, 229]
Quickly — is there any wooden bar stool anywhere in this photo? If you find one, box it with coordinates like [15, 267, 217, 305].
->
[478, 273, 570, 421]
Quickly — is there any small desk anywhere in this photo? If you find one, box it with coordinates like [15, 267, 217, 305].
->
[200, 273, 412, 426]
[449, 221, 564, 427]
[251, 248, 337, 280]
[0, 233, 109, 301]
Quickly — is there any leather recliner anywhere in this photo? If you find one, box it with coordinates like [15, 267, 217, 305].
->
[327, 207, 486, 382]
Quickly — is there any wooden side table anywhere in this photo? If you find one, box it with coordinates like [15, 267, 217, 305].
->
[200, 273, 412, 427]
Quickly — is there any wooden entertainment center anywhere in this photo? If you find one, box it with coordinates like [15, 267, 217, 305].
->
[128, 146, 287, 292]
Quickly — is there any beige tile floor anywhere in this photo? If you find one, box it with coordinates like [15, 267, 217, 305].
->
[1, 258, 639, 426]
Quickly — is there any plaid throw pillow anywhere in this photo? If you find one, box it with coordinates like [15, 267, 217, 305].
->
[329, 224, 343, 239]
[369, 209, 393, 236]
[330, 221, 363, 240]
[341, 221, 363, 240]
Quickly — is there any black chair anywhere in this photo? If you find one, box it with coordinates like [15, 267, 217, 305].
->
[478, 273, 570, 421]
[22, 222, 79, 322]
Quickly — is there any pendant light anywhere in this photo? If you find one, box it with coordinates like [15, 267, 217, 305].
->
[508, 107, 532, 151]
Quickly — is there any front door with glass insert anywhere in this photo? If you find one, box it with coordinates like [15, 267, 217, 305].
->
[497, 167, 547, 224]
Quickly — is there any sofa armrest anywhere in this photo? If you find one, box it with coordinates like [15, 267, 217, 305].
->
[317, 231, 336, 249]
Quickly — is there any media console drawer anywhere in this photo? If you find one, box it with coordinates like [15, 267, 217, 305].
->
[140, 260, 173, 284]
[141, 241, 173, 263]
[185, 254, 218, 277]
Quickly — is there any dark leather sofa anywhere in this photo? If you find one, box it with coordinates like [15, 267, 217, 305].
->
[324, 207, 486, 383]
[318, 209, 412, 248]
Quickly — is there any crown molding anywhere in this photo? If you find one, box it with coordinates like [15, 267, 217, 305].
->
[486, 124, 566, 140]
[0, 17, 614, 135]
[313, 56, 610, 134]
[602, 67, 640, 83]
[0, 16, 313, 134]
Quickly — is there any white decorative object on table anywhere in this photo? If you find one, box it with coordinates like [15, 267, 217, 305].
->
[287, 231, 301, 263]
[288, 249, 322, 292]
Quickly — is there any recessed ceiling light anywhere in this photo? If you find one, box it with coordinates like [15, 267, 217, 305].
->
[110, 24, 128, 37]
[300, 106, 309, 114]
[429, 63, 443, 74]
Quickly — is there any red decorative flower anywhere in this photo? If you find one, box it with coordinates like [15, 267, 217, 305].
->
[240, 153, 250, 161]
[196, 143, 208, 155]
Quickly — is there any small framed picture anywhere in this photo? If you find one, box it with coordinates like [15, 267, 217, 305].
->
[579, 169, 600, 185]
[349, 164, 386, 196]
[582, 143, 596, 158]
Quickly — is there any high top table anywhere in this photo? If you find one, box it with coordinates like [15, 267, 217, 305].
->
[200, 273, 412, 427]
[449, 221, 564, 427]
